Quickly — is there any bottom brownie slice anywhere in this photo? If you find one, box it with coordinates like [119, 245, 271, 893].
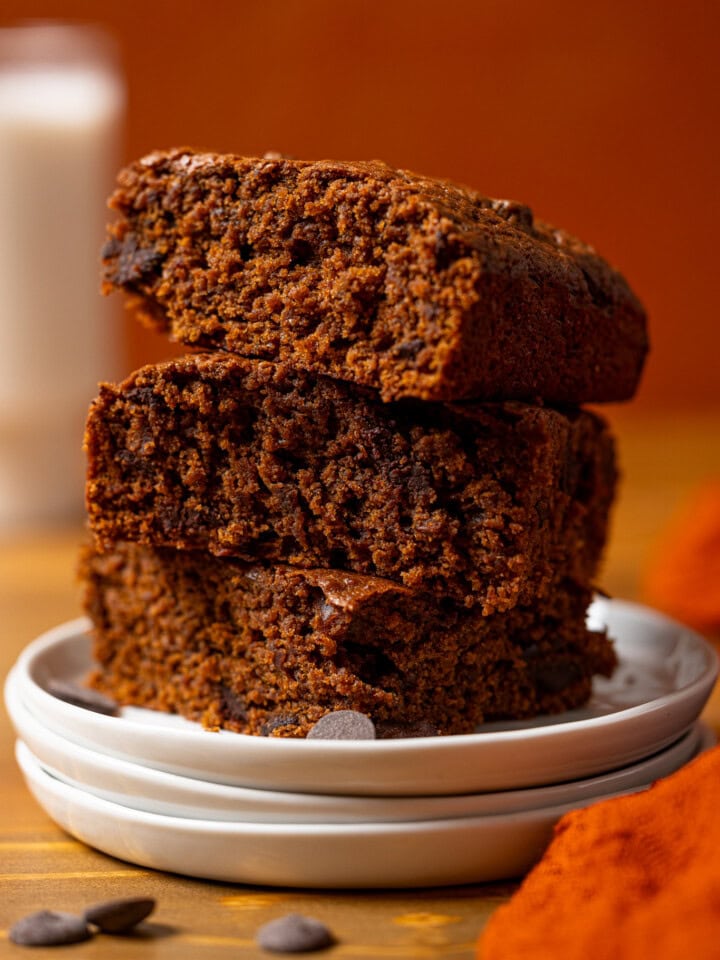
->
[80, 542, 616, 738]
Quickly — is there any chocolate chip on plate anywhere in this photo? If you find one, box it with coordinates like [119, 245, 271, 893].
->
[256, 913, 334, 953]
[9, 910, 92, 946]
[306, 710, 376, 740]
[84, 897, 156, 934]
[46, 679, 118, 716]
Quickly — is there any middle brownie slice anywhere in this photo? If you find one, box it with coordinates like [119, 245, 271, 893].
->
[85, 353, 615, 613]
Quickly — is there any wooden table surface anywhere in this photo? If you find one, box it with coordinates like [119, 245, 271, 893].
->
[1, 412, 719, 957]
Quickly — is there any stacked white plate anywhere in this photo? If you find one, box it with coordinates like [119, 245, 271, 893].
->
[4, 597, 718, 888]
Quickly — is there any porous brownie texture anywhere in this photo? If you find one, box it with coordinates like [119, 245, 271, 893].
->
[81, 542, 617, 737]
[102, 149, 648, 404]
[84, 353, 617, 613]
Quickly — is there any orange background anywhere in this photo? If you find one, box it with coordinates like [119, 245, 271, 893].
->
[3, 0, 719, 413]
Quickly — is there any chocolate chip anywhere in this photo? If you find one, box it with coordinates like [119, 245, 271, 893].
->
[530, 660, 584, 694]
[434, 231, 458, 271]
[375, 720, 439, 739]
[395, 338, 425, 359]
[220, 684, 248, 723]
[46, 679, 118, 716]
[289, 237, 315, 267]
[306, 710, 376, 740]
[581, 265, 614, 309]
[534, 499, 550, 528]
[84, 897, 156, 934]
[491, 198, 534, 231]
[101, 235, 122, 259]
[9, 910, 91, 946]
[256, 914, 334, 953]
[112, 235, 163, 286]
[261, 715, 300, 736]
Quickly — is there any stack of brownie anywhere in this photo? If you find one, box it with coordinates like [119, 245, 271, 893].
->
[80, 150, 648, 738]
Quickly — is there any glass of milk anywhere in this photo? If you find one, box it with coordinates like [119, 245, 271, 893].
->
[0, 22, 125, 532]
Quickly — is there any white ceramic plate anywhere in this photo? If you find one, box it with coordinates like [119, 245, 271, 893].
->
[16, 737, 712, 888]
[9, 598, 718, 796]
[6, 675, 710, 823]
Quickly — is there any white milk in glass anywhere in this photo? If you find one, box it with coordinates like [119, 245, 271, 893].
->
[0, 23, 125, 530]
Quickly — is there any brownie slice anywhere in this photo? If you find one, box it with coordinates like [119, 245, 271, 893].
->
[102, 149, 648, 404]
[84, 353, 616, 613]
[81, 542, 616, 737]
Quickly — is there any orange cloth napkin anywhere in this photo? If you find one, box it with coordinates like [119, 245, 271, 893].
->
[477, 744, 720, 960]
[642, 480, 720, 633]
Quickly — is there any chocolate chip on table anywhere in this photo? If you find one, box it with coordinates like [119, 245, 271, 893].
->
[9, 910, 91, 946]
[46, 679, 118, 716]
[256, 914, 335, 953]
[84, 897, 156, 934]
[306, 710, 376, 740]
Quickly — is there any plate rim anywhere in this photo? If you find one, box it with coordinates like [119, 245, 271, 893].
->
[10, 736, 679, 836]
[7, 669, 712, 821]
[13, 728, 716, 888]
[8, 738, 573, 886]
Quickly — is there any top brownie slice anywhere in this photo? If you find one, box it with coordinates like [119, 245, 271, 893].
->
[102, 149, 648, 404]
